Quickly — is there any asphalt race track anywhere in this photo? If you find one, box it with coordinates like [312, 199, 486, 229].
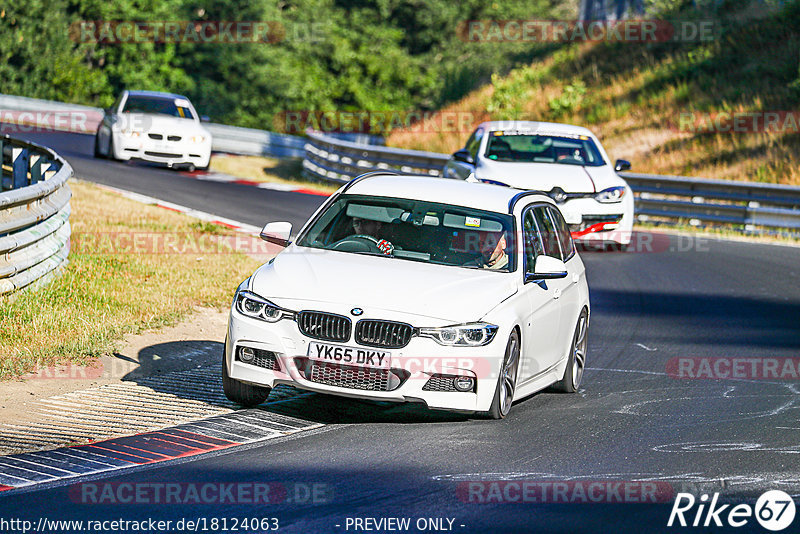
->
[2, 129, 800, 533]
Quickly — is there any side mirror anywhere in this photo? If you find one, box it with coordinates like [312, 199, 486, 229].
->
[452, 149, 474, 165]
[200, 115, 211, 123]
[260, 221, 292, 247]
[526, 255, 568, 282]
[615, 159, 631, 172]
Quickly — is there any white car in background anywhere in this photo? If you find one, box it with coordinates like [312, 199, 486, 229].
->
[444, 121, 634, 249]
[223, 172, 590, 419]
[94, 90, 212, 171]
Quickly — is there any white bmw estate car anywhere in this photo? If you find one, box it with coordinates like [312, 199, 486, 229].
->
[444, 121, 634, 248]
[94, 90, 212, 171]
[223, 172, 590, 419]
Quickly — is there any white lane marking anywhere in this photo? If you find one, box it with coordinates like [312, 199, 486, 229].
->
[635, 343, 657, 351]
[89, 181, 260, 234]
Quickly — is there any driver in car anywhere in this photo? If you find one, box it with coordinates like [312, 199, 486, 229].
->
[351, 217, 394, 255]
[464, 230, 508, 270]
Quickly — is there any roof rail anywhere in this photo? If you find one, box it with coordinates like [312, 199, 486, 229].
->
[508, 190, 550, 213]
[339, 170, 400, 194]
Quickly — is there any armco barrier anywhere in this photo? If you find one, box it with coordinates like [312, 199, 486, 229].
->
[303, 130, 449, 183]
[303, 130, 800, 234]
[0, 135, 72, 295]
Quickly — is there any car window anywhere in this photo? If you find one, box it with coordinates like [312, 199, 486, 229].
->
[548, 206, 575, 261]
[523, 209, 545, 273]
[484, 132, 606, 167]
[466, 128, 484, 161]
[296, 194, 516, 272]
[532, 206, 562, 259]
[122, 95, 196, 119]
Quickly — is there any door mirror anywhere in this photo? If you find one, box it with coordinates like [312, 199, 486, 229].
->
[260, 222, 292, 247]
[614, 159, 631, 172]
[526, 255, 568, 282]
[453, 149, 474, 165]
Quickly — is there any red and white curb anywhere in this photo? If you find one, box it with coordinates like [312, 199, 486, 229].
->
[91, 182, 261, 234]
[0, 410, 321, 493]
[179, 169, 331, 197]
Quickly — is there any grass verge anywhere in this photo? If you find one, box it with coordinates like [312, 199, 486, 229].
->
[0, 180, 260, 381]
[209, 153, 339, 193]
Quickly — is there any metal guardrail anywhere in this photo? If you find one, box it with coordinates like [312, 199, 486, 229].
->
[304, 131, 800, 234]
[303, 130, 449, 183]
[0, 135, 72, 295]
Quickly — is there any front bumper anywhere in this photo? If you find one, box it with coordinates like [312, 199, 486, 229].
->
[559, 193, 634, 245]
[114, 132, 211, 167]
[225, 307, 506, 413]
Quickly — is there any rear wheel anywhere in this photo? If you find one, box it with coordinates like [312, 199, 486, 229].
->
[106, 134, 118, 161]
[484, 329, 521, 419]
[93, 132, 103, 158]
[222, 341, 271, 407]
[551, 308, 588, 393]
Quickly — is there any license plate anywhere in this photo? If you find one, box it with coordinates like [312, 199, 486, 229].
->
[307, 342, 391, 369]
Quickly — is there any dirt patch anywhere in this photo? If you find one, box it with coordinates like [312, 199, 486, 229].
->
[0, 306, 228, 427]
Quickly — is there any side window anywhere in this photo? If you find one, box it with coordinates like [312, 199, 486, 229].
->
[533, 207, 562, 259]
[548, 207, 575, 260]
[523, 210, 545, 273]
[466, 128, 484, 160]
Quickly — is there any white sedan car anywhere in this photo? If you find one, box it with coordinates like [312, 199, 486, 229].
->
[444, 121, 634, 248]
[94, 90, 212, 171]
[223, 172, 590, 418]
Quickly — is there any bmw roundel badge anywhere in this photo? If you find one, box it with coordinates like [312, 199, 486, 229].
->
[351, 308, 364, 316]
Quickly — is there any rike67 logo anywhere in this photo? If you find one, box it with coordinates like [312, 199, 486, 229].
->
[668, 490, 796, 531]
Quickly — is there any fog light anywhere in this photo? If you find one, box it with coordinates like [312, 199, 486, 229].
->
[453, 376, 475, 392]
[239, 347, 255, 363]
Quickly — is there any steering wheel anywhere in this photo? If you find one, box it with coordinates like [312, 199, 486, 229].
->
[330, 234, 388, 254]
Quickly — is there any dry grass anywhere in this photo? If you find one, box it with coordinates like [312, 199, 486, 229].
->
[0, 180, 260, 381]
[209, 154, 340, 193]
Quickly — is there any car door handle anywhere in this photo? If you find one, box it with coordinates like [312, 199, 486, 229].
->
[572, 273, 580, 285]
[553, 287, 562, 299]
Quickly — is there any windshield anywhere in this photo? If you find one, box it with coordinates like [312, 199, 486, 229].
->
[121, 95, 195, 119]
[296, 195, 516, 272]
[484, 132, 606, 167]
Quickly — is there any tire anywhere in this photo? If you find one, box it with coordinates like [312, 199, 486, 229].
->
[106, 133, 117, 161]
[221, 341, 271, 407]
[484, 329, 521, 419]
[551, 308, 588, 393]
[93, 132, 103, 158]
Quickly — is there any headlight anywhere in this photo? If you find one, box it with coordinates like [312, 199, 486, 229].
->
[191, 135, 206, 143]
[235, 290, 294, 323]
[418, 322, 499, 346]
[595, 186, 627, 203]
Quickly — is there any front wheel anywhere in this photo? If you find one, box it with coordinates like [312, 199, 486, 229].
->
[222, 341, 271, 407]
[484, 329, 521, 419]
[551, 308, 588, 393]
